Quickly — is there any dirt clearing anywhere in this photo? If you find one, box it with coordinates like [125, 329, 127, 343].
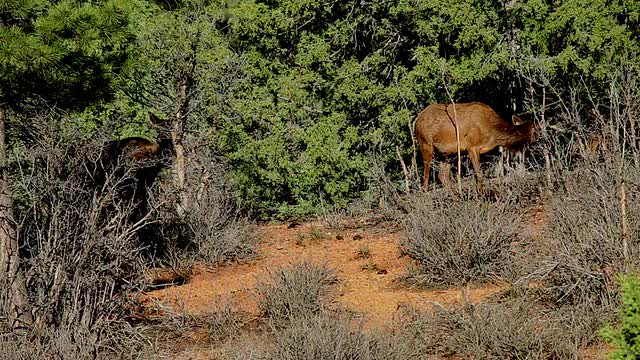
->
[145, 220, 505, 330]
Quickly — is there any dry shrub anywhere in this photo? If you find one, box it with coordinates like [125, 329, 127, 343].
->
[140, 301, 244, 358]
[152, 303, 242, 342]
[0, 321, 147, 360]
[256, 261, 337, 326]
[231, 300, 599, 360]
[231, 313, 419, 360]
[485, 171, 546, 206]
[402, 191, 523, 287]
[525, 163, 640, 308]
[398, 300, 603, 360]
[154, 138, 258, 266]
[2, 127, 257, 358]
[2, 129, 153, 358]
[362, 151, 406, 212]
[265, 315, 376, 360]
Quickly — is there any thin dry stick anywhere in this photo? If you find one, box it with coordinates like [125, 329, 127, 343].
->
[441, 66, 462, 193]
[543, 148, 552, 195]
[396, 145, 410, 193]
[409, 116, 420, 185]
[399, 89, 420, 186]
[626, 85, 639, 167]
[452, 105, 462, 193]
[620, 111, 629, 269]
[621, 181, 629, 267]
[541, 86, 546, 129]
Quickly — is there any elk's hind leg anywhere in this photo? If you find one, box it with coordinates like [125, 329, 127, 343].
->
[418, 141, 434, 190]
[469, 148, 483, 181]
[469, 148, 489, 194]
[494, 146, 505, 177]
[469, 149, 491, 196]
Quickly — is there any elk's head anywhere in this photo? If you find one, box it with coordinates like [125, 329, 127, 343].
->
[511, 115, 536, 143]
[148, 112, 175, 160]
[110, 113, 173, 162]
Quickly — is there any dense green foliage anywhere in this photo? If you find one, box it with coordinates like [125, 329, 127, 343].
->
[4, 0, 640, 218]
[601, 274, 640, 359]
[0, 0, 139, 151]
[0, 0, 134, 107]
[199, 0, 640, 218]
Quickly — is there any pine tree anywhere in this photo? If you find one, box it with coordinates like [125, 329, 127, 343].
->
[0, 0, 135, 329]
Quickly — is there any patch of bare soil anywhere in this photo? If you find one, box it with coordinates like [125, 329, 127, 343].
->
[145, 220, 505, 329]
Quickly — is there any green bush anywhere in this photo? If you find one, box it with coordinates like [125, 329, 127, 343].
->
[601, 273, 640, 359]
[214, 0, 640, 218]
[8, 0, 640, 218]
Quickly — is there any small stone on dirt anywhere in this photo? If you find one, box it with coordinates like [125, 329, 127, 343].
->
[288, 221, 301, 229]
[353, 234, 363, 241]
[377, 269, 388, 275]
[336, 234, 344, 240]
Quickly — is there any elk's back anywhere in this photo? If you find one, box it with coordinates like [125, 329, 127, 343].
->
[415, 102, 504, 153]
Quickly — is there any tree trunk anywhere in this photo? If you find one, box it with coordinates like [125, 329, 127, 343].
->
[173, 81, 190, 217]
[0, 102, 32, 329]
[621, 180, 629, 269]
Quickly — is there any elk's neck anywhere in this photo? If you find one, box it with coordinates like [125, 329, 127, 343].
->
[158, 138, 175, 157]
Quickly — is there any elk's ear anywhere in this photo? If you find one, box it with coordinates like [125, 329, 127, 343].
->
[149, 112, 159, 123]
[149, 112, 171, 133]
[512, 115, 524, 125]
[149, 112, 163, 127]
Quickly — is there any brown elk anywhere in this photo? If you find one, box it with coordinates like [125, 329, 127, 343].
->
[415, 102, 535, 190]
[92, 113, 174, 247]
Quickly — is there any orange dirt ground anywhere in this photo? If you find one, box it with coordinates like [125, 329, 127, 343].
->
[145, 220, 504, 329]
[143, 214, 609, 359]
